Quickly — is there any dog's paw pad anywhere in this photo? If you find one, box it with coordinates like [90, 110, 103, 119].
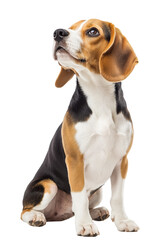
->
[90, 207, 110, 221]
[29, 219, 45, 227]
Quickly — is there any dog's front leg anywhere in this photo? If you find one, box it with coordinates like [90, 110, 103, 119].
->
[110, 160, 139, 232]
[66, 155, 99, 237]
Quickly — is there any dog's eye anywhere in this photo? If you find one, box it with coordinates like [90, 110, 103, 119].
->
[86, 28, 100, 37]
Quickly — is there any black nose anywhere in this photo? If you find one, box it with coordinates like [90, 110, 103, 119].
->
[53, 29, 69, 42]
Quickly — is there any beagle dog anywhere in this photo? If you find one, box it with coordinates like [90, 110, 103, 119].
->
[21, 19, 139, 236]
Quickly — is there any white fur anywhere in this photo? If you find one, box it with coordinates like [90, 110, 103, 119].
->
[75, 73, 132, 194]
[110, 162, 139, 231]
[63, 21, 86, 58]
[65, 29, 82, 59]
[72, 188, 99, 236]
[71, 72, 134, 234]
[33, 193, 55, 211]
[22, 210, 46, 225]
[73, 72, 137, 232]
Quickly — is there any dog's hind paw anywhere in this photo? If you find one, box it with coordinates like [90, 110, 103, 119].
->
[21, 210, 46, 227]
[90, 207, 110, 221]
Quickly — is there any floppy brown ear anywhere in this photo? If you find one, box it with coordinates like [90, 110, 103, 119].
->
[99, 23, 138, 82]
[55, 67, 75, 88]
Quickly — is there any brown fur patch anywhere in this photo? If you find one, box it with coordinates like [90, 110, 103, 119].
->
[55, 68, 74, 88]
[70, 20, 85, 30]
[37, 179, 56, 194]
[55, 66, 79, 88]
[78, 19, 109, 73]
[121, 125, 134, 178]
[99, 25, 138, 82]
[21, 208, 31, 220]
[121, 156, 128, 179]
[62, 112, 84, 192]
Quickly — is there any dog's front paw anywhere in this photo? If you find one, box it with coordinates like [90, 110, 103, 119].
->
[76, 221, 100, 237]
[114, 218, 139, 232]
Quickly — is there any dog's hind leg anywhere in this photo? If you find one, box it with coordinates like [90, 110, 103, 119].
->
[89, 188, 110, 221]
[21, 179, 57, 227]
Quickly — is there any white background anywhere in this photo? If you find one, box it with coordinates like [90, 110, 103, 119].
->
[0, 0, 160, 239]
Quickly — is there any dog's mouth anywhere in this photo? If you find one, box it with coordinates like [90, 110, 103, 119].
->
[54, 46, 67, 59]
[54, 45, 86, 63]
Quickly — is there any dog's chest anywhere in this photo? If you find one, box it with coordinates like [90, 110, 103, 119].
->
[75, 85, 132, 193]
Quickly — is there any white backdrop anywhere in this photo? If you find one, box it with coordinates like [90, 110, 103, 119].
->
[0, 0, 160, 239]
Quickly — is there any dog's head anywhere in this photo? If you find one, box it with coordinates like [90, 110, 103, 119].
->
[53, 19, 138, 87]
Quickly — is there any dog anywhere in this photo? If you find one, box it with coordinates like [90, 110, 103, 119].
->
[21, 19, 139, 236]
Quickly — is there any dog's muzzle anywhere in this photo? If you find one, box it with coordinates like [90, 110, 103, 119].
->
[53, 29, 69, 42]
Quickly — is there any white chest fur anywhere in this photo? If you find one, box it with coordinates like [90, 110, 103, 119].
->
[75, 77, 132, 194]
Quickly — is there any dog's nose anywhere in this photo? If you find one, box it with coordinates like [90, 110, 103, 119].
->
[53, 29, 69, 42]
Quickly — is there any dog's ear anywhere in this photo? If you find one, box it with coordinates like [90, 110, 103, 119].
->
[55, 67, 75, 87]
[99, 23, 138, 82]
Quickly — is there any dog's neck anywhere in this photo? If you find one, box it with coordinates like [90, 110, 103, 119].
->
[77, 70, 116, 116]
